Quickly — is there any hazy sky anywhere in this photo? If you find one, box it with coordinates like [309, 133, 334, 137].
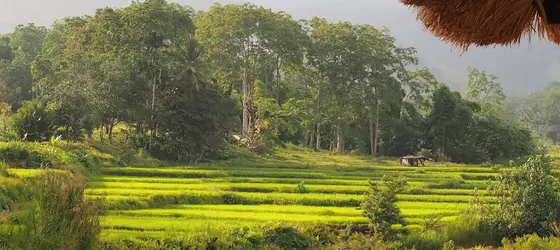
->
[1, 0, 559, 96]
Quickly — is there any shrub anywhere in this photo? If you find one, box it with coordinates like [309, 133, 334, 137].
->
[427, 180, 465, 189]
[500, 234, 560, 250]
[0, 143, 52, 169]
[480, 156, 560, 239]
[442, 214, 496, 247]
[417, 148, 437, 161]
[327, 231, 402, 250]
[296, 181, 307, 193]
[11, 101, 56, 142]
[0, 161, 7, 176]
[361, 175, 407, 234]
[101, 226, 264, 250]
[4, 171, 102, 249]
[0, 130, 17, 142]
[0, 176, 29, 211]
[264, 225, 311, 250]
[442, 240, 455, 250]
[402, 230, 443, 250]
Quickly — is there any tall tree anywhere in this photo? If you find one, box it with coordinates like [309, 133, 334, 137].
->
[196, 3, 290, 146]
[466, 67, 506, 118]
[0, 24, 46, 109]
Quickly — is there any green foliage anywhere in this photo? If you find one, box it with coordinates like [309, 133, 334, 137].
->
[480, 156, 560, 239]
[295, 181, 307, 193]
[327, 231, 402, 250]
[0, 161, 7, 176]
[264, 225, 311, 250]
[361, 175, 407, 233]
[49, 96, 89, 141]
[402, 230, 443, 250]
[0, 140, 129, 173]
[0, 142, 52, 168]
[0, 102, 10, 131]
[442, 240, 455, 250]
[11, 100, 55, 142]
[500, 234, 560, 250]
[0, 24, 47, 110]
[1, 171, 101, 250]
[152, 80, 237, 162]
[442, 214, 495, 247]
[255, 95, 310, 151]
[423, 85, 535, 164]
[417, 148, 437, 160]
[466, 67, 506, 118]
[506, 81, 560, 144]
[0, 175, 29, 211]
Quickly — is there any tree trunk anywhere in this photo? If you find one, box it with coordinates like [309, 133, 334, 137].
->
[242, 66, 256, 145]
[369, 115, 375, 156]
[149, 69, 159, 151]
[247, 85, 255, 145]
[242, 67, 249, 137]
[373, 101, 380, 156]
[99, 126, 104, 142]
[304, 129, 309, 148]
[336, 121, 344, 153]
[309, 126, 315, 149]
[329, 125, 335, 154]
[275, 56, 281, 106]
[108, 123, 114, 143]
[400, 93, 410, 120]
[316, 123, 321, 151]
[315, 88, 321, 151]
[31, 80, 35, 100]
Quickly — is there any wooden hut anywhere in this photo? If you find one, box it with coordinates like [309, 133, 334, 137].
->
[400, 0, 560, 49]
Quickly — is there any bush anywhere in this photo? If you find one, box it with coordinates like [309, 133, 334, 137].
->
[327, 231, 402, 250]
[0, 143, 52, 169]
[361, 175, 407, 234]
[500, 234, 560, 250]
[264, 225, 311, 250]
[417, 148, 437, 161]
[296, 181, 307, 193]
[402, 230, 443, 250]
[427, 180, 466, 189]
[0, 176, 29, 211]
[479, 156, 560, 239]
[0, 161, 7, 176]
[100, 224, 303, 250]
[0, 130, 17, 142]
[11, 101, 56, 142]
[2, 171, 102, 249]
[442, 214, 496, 247]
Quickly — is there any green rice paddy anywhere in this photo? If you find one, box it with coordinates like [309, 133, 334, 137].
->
[10, 147, 510, 240]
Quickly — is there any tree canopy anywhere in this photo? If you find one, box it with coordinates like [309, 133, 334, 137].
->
[0, 0, 537, 163]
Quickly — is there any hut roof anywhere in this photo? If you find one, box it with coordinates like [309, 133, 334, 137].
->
[400, 0, 560, 50]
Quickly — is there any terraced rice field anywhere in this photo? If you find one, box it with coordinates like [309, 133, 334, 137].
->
[78, 148, 512, 240]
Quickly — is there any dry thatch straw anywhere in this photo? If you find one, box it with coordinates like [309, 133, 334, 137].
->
[401, 0, 560, 49]
[538, 16, 560, 43]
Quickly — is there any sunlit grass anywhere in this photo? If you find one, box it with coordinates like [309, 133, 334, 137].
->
[88, 146, 506, 238]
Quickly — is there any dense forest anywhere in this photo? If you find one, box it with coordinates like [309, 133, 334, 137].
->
[0, 0, 545, 163]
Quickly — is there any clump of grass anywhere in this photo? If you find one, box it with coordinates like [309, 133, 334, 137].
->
[441, 214, 495, 247]
[427, 180, 466, 189]
[0, 161, 7, 177]
[3, 171, 102, 249]
[264, 224, 311, 249]
[296, 181, 307, 193]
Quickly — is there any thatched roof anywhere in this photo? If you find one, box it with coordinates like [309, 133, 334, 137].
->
[401, 0, 560, 49]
